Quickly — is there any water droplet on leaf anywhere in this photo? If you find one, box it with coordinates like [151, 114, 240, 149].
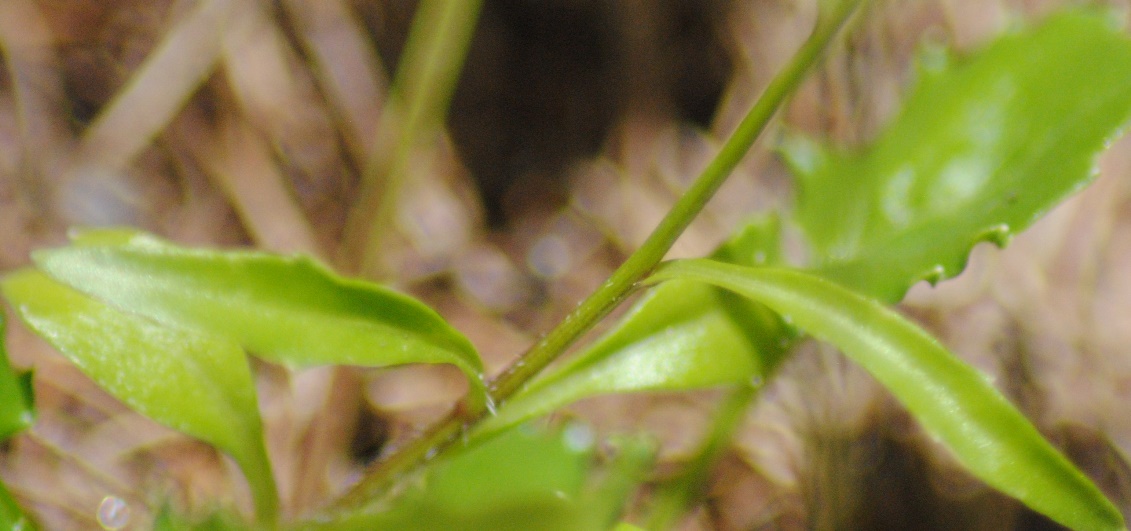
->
[97, 496, 129, 530]
[562, 422, 595, 453]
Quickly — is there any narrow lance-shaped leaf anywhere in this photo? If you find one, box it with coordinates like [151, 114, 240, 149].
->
[472, 217, 794, 441]
[783, 10, 1131, 302]
[648, 259, 1123, 531]
[33, 228, 487, 407]
[1, 271, 278, 523]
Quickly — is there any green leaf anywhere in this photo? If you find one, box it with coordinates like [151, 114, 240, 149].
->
[299, 425, 653, 531]
[153, 505, 250, 531]
[1, 270, 278, 523]
[0, 318, 37, 529]
[578, 435, 656, 530]
[648, 259, 1124, 531]
[783, 10, 1131, 302]
[0, 316, 34, 441]
[34, 228, 487, 406]
[472, 217, 793, 441]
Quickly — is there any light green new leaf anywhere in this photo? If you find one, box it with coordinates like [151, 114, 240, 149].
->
[473, 217, 793, 441]
[34, 228, 486, 405]
[783, 10, 1131, 302]
[0, 316, 34, 441]
[648, 259, 1123, 531]
[299, 425, 653, 531]
[1, 270, 278, 522]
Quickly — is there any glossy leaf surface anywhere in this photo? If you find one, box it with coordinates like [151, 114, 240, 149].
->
[300, 425, 653, 531]
[783, 10, 1131, 302]
[34, 228, 486, 403]
[473, 217, 792, 441]
[1, 270, 278, 521]
[0, 317, 33, 441]
[649, 259, 1123, 531]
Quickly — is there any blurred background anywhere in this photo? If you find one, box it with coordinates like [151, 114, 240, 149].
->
[1, 0, 1130, 528]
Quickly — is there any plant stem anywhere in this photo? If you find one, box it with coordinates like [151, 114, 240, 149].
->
[340, 0, 484, 278]
[644, 385, 757, 530]
[241, 436, 280, 529]
[490, 0, 864, 401]
[327, 0, 865, 514]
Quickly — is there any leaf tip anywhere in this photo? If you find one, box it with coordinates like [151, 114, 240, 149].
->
[918, 264, 947, 287]
[976, 223, 1013, 249]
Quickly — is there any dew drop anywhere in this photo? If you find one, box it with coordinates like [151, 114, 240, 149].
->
[749, 376, 764, 388]
[562, 422, 595, 453]
[917, 38, 950, 74]
[753, 251, 767, 264]
[483, 395, 498, 416]
[527, 235, 571, 279]
[97, 496, 129, 530]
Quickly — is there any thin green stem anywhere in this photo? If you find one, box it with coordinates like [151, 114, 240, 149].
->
[644, 385, 757, 530]
[492, 0, 864, 408]
[242, 438, 279, 529]
[327, 0, 865, 514]
[341, 0, 484, 277]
